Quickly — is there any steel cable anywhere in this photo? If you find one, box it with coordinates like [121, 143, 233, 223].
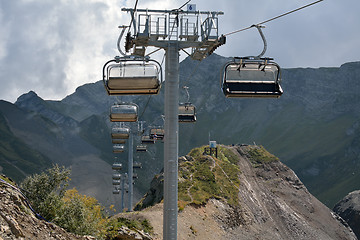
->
[224, 0, 324, 37]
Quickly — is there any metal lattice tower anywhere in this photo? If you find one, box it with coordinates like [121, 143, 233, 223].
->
[121, 6, 224, 240]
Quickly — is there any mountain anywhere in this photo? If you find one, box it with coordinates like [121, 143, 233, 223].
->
[334, 190, 360, 239]
[0, 53, 359, 209]
[0, 93, 139, 208]
[119, 145, 357, 240]
[0, 100, 52, 182]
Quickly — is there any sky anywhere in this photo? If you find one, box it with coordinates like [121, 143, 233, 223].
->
[0, 0, 359, 103]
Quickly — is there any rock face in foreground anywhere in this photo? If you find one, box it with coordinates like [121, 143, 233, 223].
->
[133, 145, 357, 240]
[0, 176, 93, 240]
[334, 190, 360, 239]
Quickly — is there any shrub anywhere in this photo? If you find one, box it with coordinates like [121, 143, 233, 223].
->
[56, 188, 107, 237]
[20, 165, 108, 239]
[20, 164, 70, 221]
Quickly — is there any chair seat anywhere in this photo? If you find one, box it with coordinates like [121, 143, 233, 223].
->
[179, 115, 196, 122]
[223, 82, 283, 98]
[107, 77, 160, 95]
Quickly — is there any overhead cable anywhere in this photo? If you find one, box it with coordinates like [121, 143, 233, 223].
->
[224, 0, 324, 36]
[139, 52, 166, 120]
[127, 0, 139, 33]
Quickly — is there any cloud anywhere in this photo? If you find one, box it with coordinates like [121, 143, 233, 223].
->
[0, 0, 359, 102]
[0, 0, 125, 102]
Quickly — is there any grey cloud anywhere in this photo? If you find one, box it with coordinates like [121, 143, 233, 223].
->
[0, 0, 359, 102]
[0, 0, 114, 102]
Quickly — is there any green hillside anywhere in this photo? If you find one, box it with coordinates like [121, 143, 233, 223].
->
[136, 144, 279, 211]
[0, 113, 51, 182]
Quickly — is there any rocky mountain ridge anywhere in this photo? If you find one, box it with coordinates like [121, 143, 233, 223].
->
[119, 145, 358, 240]
[0, 142, 358, 239]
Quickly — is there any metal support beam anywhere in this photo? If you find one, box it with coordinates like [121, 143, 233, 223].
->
[128, 132, 134, 211]
[163, 42, 179, 240]
[121, 174, 125, 212]
[122, 7, 224, 15]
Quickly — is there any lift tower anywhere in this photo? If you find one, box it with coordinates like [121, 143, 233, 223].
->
[121, 6, 224, 240]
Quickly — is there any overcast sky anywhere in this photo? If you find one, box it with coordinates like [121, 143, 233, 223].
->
[0, 0, 359, 103]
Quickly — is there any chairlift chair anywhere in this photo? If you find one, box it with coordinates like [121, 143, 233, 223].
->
[221, 25, 283, 98]
[112, 163, 122, 171]
[113, 189, 120, 194]
[112, 139, 126, 144]
[112, 173, 121, 180]
[178, 102, 196, 123]
[133, 162, 142, 169]
[103, 56, 162, 95]
[111, 127, 130, 139]
[112, 180, 121, 185]
[150, 128, 165, 140]
[136, 145, 147, 152]
[141, 135, 155, 144]
[110, 103, 138, 122]
[113, 144, 125, 153]
[222, 58, 283, 98]
[179, 86, 196, 122]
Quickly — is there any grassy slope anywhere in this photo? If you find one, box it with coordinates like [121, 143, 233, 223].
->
[177, 145, 278, 210]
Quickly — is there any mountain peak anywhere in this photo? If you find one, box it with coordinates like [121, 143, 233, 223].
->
[14, 90, 78, 128]
[15, 90, 42, 105]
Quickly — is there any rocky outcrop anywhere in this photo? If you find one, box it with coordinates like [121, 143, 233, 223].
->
[0, 176, 94, 240]
[334, 190, 360, 239]
[134, 171, 164, 211]
[112, 226, 153, 240]
[132, 145, 357, 240]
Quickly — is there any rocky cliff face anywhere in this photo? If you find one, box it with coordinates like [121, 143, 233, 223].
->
[131, 145, 357, 240]
[334, 190, 360, 239]
[0, 176, 94, 240]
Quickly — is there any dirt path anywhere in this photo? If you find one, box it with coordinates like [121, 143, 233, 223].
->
[186, 172, 194, 203]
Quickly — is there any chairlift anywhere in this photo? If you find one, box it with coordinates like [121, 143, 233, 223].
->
[150, 128, 164, 140]
[113, 189, 120, 194]
[111, 127, 130, 139]
[112, 180, 121, 185]
[136, 145, 147, 152]
[221, 25, 283, 98]
[179, 86, 196, 122]
[137, 121, 145, 135]
[133, 162, 142, 169]
[112, 163, 122, 170]
[141, 135, 155, 144]
[112, 173, 121, 180]
[113, 144, 125, 153]
[102, 56, 163, 95]
[112, 139, 126, 144]
[179, 102, 196, 122]
[133, 173, 138, 179]
[110, 103, 138, 122]
[222, 58, 283, 98]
